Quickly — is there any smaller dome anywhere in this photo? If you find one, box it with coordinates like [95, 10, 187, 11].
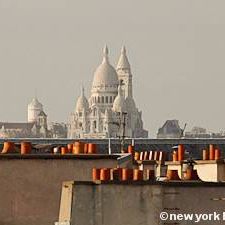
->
[28, 97, 43, 109]
[113, 84, 127, 112]
[75, 87, 89, 112]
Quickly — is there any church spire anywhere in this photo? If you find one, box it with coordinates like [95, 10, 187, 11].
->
[116, 45, 130, 71]
[102, 45, 109, 63]
[121, 45, 126, 54]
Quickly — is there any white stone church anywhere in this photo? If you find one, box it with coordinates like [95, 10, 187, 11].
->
[67, 46, 148, 138]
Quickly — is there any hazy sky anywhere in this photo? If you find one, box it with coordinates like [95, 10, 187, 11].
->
[1, 0, 225, 137]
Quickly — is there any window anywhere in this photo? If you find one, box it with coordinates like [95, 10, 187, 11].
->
[106, 96, 108, 103]
[98, 96, 100, 103]
[93, 108, 96, 116]
[110, 96, 112, 103]
[101, 96, 104, 103]
[93, 121, 97, 129]
[79, 112, 82, 117]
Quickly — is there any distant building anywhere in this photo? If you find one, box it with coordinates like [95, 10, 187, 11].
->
[0, 122, 35, 138]
[157, 120, 182, 138]
[27, 97, 50, 137]
[49, 122, 67, 138]
[184, 126, 225, 138]
[67, 46, 148, 138]
[0, 97, 50, 138]
[185, 126, 210, 138]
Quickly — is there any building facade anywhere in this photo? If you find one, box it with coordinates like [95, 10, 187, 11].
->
[27, 97, 50, 137]
[0, 97, 68, 138]
[0, 97, 50, 138]
[68, 46, 148, 138]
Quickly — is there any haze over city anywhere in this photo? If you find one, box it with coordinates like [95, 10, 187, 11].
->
[1, 0, 225, 136]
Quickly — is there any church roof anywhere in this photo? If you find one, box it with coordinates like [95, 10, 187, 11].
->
[158, 120, 182, 134]
[0, 122, 35, 130]
[28, 97, 43, 109]
[38, 111, 47, 117]
[116, 46, 130, 71]
[92, 45, 119, 90]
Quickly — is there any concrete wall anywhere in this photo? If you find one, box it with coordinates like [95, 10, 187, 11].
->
[0, 154, 131, 225]
[58, 182, 225, 225]
[166, 161, 225, 182]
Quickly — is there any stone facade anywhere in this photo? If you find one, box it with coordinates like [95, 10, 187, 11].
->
[68, 46, 148, 138]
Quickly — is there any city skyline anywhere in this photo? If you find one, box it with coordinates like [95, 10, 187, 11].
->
[1, 1, 225, 136]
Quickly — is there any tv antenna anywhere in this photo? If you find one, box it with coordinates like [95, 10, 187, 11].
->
[109, 112, 128, 153]
[180, 123, 187, 138]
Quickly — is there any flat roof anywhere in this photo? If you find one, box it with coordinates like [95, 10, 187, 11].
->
[2, 138, 225, 145]
[71, 180, 225, 187]
[0, 153, 125, 160]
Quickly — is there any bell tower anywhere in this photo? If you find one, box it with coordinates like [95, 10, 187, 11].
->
[116, 46, 132, 99]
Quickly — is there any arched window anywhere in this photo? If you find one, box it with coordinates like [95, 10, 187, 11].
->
[93, 121, 97, 129]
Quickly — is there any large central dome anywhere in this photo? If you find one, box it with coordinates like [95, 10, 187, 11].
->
[92, 46, 119, 91]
